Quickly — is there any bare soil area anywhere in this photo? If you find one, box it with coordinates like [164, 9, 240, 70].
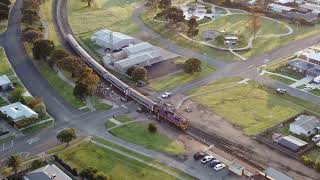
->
[168, 94, 320, 180]
[146, 58, 181, 79]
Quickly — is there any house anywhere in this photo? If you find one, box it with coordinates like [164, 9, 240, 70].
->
[0, 102, 38, 124]
[23, 164, 72, 180]
[277, 135, 308, 152]
[268, 3, 295, 13]
[300, 3, 320, 15]
[287, 59, 315, 74]
[290, 115, 320, 136]
[275, 0, 304, 5]
[306, 66, 320, 77]
[263, 167, 293, 180]
[286, 11, 318, 23]
[91, 29, 136, 50]
[305, 52, 320, 65]
[113, 51, 161, 72]
[0, 75, 13, 91]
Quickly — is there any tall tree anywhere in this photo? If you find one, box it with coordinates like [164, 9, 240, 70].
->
[183, 58, 202, 74]
[80, 167, 98, 180]
[56, 128, 77, 146]
[187, 17, 199, 40]
[6, 154, 22, 175]
[248, 13, 261, 40]
[166, 7, 184, 26]
[49, 49, 70, 67]
[132, 67, 147, 82]
[158, 0, 171, 9]
[32, 39, 55, 60]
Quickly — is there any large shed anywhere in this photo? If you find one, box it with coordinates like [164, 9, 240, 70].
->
[277, 135, 308, 152]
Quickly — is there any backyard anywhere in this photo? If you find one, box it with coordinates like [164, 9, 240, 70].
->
[108, 115, 186, 155]
[187, 78, 320, 135]
[58, 141, 189, 180]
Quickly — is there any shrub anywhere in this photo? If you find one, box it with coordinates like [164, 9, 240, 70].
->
[22, 29, 44, 43]
[32, 39, 55, 61]
[15, 117, 40, 129]
[30, 159, 46, 170]
[315, 160, 320, 172]
[148, 123, 157, 133]
[183, 58, 202, 74]
[9, 88, 25, 103]
[33, 103, 47, 119]
[301, 155, 314, 167]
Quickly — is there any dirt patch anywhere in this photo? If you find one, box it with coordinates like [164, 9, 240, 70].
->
[146, 58, 182, 79]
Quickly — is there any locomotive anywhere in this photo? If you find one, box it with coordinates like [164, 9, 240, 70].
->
[65, 34, 189, 130]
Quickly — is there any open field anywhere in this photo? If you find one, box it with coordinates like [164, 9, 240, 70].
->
[91, 96, 112, 110]
[187, 78, 320, 135]
[0, 96, 6, 106]
[59, 141, 185, 180]
[149, 62, 214, 92]
[0, 48, 14, 75]
[266, 74, 296, 85]
[110, 116, 185, 155]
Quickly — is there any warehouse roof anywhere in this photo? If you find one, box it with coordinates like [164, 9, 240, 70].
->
[288, 59, 315, 70]
[114, 51, 160, 68]
[264, 167, 293, 180]
[291, 115, 320, 132]
[123, 42, 154, 55]
[277, 135, 308, 151]
[92, 29, 135, 44]
[268, 3, 295, 11]
[0, 75, 11, 86]
[301, 3, 320, 13]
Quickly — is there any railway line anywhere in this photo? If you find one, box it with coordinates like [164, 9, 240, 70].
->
[53, 0, 265, 173]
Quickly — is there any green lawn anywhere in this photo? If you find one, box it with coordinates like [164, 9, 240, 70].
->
[0, 96, 7, 106]
[265, 60, 305, 80]
[187, 78, 311, 135]
[59, 141, 182, 180]
[92, 96, 112, 110]
[267, 74, 296, 85]
[110, 116, 185, 155]
[149, 62, 215, 92]
[0, 48, 14, 75]
[21, 120, 54, 135]
[40, 0, 60, 46]
[310, 89, 320, 96]
[305, 148, 320, 162]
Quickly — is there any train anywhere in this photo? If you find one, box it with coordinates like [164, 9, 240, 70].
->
[65, 34, 189, 130]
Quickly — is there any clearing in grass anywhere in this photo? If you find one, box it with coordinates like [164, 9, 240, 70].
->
[187, 78, 312, 135]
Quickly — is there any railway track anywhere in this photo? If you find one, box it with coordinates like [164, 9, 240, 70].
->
[53, 0, 265, 173]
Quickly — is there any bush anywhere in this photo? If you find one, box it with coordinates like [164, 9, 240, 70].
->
[33, 103, 47, 119]
[32, 39, 55, 61]
[183, 58, 202, 74]
[301, 155, 314, 167]
[15, 117, 40, 129]
[148, 123, 157, 133]
[126, 66, 136, 77]
[22, 29, 44, 43]
[9, 88, 25, 103]
[30, 159, 46, 170]
[48, 49, 70, 67]
[315, 160, 320, 172]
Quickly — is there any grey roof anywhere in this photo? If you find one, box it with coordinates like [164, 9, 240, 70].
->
[264, 167, 293, 180]
[278, 135, 308, 151]
[114, 51, 160, 68]
[288, 59, 315, 70]
[92, 29, 135, 45]
[24, 164, 72, 180]
[301, 3, 320, 13]
[268, 3, 295, 11]
[307, 66, 320, 76]
[291, 115, 320, 132]
[286, 12, 318, 22]
[123, 42, 154, 55]
[24, 172, 51, 180]
[0, 75, 11, 85]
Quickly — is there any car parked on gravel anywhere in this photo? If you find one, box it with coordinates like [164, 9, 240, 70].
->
[312, 135, 320, 143]
[208, 159, 220, 167]
[193, 152, 207, 160]
[214, 163, 226, 171]
[161, 92, 172, 98]
[201, 156, 213, 164]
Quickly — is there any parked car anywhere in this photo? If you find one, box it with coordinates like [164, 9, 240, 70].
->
[214, 163, 226, 171]
[317, 142, 320, 147]
[161, 92, 172, 98]
[208, 159, 220, 167]
[312, 135, 320, 143]
[304, 85, 314, 91]
[193, 152, 206, 160]
[201, 156, 213, 164]
[276, 88, 287, 94]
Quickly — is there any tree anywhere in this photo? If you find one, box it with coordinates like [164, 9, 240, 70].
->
[9, 88, 25, 103]
[183, 58, 202, 74]
[28, 96, 43, 108]
[22, 9, 40, 25]
[315, 160, 320, 172]
[73, 82, 89, 100]
[0, 0, 10, 20]
[73, 67, 99, 100]
[33, 103, 47, 118]
[248, 13, 261, 40]
[58, 56, 87, 78]
[131, 67, 147, 82]
[158, 0, 171, 9]
[49, 49, 69, 67]
[6, 154, 22, 175]
[95, 172, 111, 180]
[32, 39, 55, 60]
[85, 0, 93, 7]
[56, 128, 77, 146]
[126, 66, 136, 77]
[79, 167, 98, 180]
[148, 123, 157, 133]
[22, 29, 44, 43]
[30, 159, 45, 170]
[166, 7, 184, 26]
[187, 17, 199, 40]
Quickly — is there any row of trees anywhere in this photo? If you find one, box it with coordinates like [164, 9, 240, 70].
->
[0, 0, 11, 21]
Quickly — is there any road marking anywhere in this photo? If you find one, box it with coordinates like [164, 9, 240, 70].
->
[19, 152, 30, 160]
[121, 105, 127, 109]
[27, 137, 40, 145]
[1, 140, 13, 152]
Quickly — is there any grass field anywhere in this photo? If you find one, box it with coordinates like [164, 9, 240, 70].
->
[0, 48, 14, 75]
[310, 89, 320, 96]
[305, 149, 320, 162]
[0, 96, 7, 106]
[267, 74, 296, 85]
[187, 78, 319, 135]
[91, 96, 112, 110]
[149, 62, 214, 92]
[110, 116, 185, 155]
[265, 60, 305, 80]
[59, 141, 183, 180]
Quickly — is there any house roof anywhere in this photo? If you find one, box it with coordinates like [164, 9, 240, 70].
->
[0, 75, 11, 86]
[0, 102, 38, 121]
[268, 3, 295, 11]
[92, 29, 135, 45]
[123, 42, 154, 55]
[306, 52, 320, 61]
[288, 59, 315, 70]
[114, 51, 160, 68]
[300, 3, 320, 13]
[264, 167, 293, 180]
[306, 66, 320, 76]
[277, 135, 308, 151]
[24, 164, 72, 180]
[291, 114, 320, 132]
[286, 12, 318, 22]
[275, 0, 294, 4]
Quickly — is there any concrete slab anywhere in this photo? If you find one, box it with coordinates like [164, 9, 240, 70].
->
[290, 76, 314, 88]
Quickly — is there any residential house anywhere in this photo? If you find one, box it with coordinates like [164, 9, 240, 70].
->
[0, 102, 38, 125]
[306, 66, 320, 76]
[290, 114, 320, 136]
[23, 164, 72, 180]
[300, 3, 320, 15]
[305, 52, 320, 65]
[287, 59, 315, 74]
[91, 29, 136, 50]
[0, 75, 13, 91]
[268, 3, 295, 13]
[277, 135, 308, 152]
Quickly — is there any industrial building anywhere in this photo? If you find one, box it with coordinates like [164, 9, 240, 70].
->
[276, 135, 308, 152]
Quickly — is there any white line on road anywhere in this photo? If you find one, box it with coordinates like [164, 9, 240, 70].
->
[27, 137, 40, 145]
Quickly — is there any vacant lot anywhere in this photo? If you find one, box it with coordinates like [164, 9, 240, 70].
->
[110, 116, 185, 155]
[149, 62, 214, 92]
[59, 141, 182, 180]
[187, 78, 307, 135]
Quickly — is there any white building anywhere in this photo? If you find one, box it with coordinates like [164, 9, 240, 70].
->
[24, 164, 72, 180]
[91, 29, 136, 50]
[0, 75, 13, 91]
[289, 115, 320, 137]
[301, 3, 320, 14]
[268, 3, 295, 13]
[0, 102, 38, 122]
[123, 42, 154, 56]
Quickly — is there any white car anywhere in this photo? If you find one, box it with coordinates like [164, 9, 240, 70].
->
[214, 163, 226, 171]
[161, 92, 172, 98]
[312, 135, 320, 143]
[201, 156, 213, 164]
[304, 85, 314, 91]
[317, 142, 320, 147]
[276, 88, 287, 94]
